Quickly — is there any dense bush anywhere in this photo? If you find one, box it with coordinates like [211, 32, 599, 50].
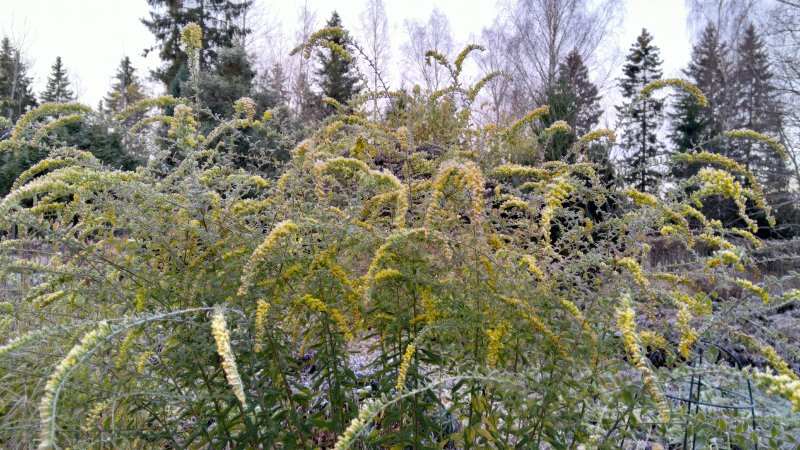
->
[0, 25, 798, 449]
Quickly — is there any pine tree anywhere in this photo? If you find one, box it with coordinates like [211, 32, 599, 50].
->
[315, 11, 362, 113]
[730, 24, 786, 191]
[0, 37, 36, 121]
[142, 0, 252, 95]
[617, 29, 664, 194]
[103, 57, 146, 114]
[41, 57, 74, 104]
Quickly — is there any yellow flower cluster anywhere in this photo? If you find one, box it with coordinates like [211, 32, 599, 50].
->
[640, 331, 669, 351]
[692, 168, 759, 232]
[253, 299, 270, 353]
[762, 345, 798, 380]
[210, 308, 247, 406]
[136, 351, 153, 374]
[503, 105, 550, 138]
[12, 149, 96, 190]
[113, 96, 182, 121]
[729, 228, 761, 247]
[329, 308, 354, 341]
[753, 370, 800, 412]
[238, 220, 298, 296]
[301, 294, 353, 340]
[9, 102, 91, 142]
[672, 291, 711, 316]
[696, 233, 734, 250]
[315, 157, 408, 227]
[543, 120, 571, 135]
[350, 134, 375, 161]
[486, 322, 509, 368]
[520, 254, 544, 280]
[232, 97, 257, 119]
[676, 305, 698, 359]
[396, 343, 416, 390]
[426, 160, 486, 229]
[673, 151, 752, 180]
[615, 257, 648, 287]
[415, 287, 443, 325]
[541, 175, 573, 244]
[373, 268, 403, 283]
[180, 22, 203, 51]
[734, 278, 770, 304]
[499, 196, 530, 212]
[574, 128, 616, 150]
[560, 298, 593, 336]
[706, 250, 743, 270]
[301, 294, 327, 313]
[39, 322, 112, 449]
[640, 78, 708, 106]
[81, 400, 110, 434]
[615, 296, 669, 422]
[32, 290, 67, 309]
[492, 163, 549, 179]
[625, 188, 659, 208]
[722, 129, 788, 161]
[204, 117, 259, 146]
[32, 114, 85, 145]
[135, 288, 147, 312]
[500, 297, 568, 359]
[116, 329, 139, 368]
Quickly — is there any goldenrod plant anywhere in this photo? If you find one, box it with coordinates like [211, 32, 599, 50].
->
[0, 23, 798, 449]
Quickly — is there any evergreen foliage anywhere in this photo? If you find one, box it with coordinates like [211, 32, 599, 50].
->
[730, 24, 786, 192]
[40, 57, 75, 104]
[617, 29, 665, 194]
[0, 37, 36, 121]
[670, 22, 792, 234]
[315, 11, 362, 113]
[541, 49, 602, 162]
[674, 24, 731, 156]
[0, 24, 798, 448]
[195, 45, 256, 117]
[1, 3, 800, 447]
[102, 57, 146, 114]
[142, 0, 252, 94]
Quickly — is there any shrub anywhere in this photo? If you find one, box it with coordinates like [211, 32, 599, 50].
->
[0, 24, 797, 448]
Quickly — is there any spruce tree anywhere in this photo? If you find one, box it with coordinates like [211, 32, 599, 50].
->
[558, 50, 602, 137]
[267, 63, 288, 106]
[41, 57, 74, 104]
[0, 37, 36, 121]
[142, 0, 252, 95]
[195, 45, 255, 117]
[103, 57, 146, 114]
[542, 49, 602, 162]
[315, 11, 362, 113]
[669, 92, 708, 180]
[296, 72, 324, 124]
[251, 62, 288, 112]
[617, 29, 664, 194]
[670, 23, 733, 183]
[730, 24, 786, 191]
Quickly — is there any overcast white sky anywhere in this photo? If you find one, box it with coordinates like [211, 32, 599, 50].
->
[0, 0, 691, 107]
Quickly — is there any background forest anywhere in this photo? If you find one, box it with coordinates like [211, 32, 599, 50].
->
[0, 0, 800, 448]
